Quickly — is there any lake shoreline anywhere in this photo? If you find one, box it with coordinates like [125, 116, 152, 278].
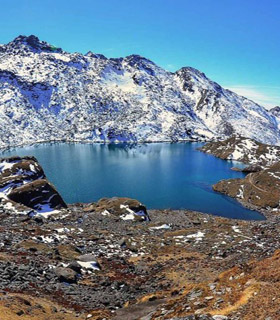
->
[0, 138, 213, 152]
[1, 142, 262, 220]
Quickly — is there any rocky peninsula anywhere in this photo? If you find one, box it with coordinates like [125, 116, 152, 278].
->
[200, 136, 280, 217]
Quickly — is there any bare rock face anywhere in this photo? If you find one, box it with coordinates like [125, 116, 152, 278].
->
[199, 136, 280, 166]
[213, 162, 280, 211]
[84, 197, 150, 221]
[0, 156, 67, 212]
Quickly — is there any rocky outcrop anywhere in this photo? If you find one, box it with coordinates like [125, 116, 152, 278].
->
[269, 106, 280, 118]
[8, 179, 67, 211]
[0, 156, 45, 189]
[199, 136, 280, 167]
[213, 162, 280, 211]
[231, 164, 263, 173]
[83, 197, 150, 221]
[0, 156, 67, 212]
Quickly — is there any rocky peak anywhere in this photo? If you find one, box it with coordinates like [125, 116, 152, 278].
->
[124, 54, 154, 65]
[269, 106, 280, 118]
[123, 54, 156, 75]
[85, 51, 107, 60]
[175, 66, 223, 92]
[176, 66, 207, 78]
[6, 35, 63, 54]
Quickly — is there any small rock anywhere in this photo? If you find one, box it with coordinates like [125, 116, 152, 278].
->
[212, 315, 228, 320]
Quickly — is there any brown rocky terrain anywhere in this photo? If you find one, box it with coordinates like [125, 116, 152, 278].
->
[199, 136, 280, 168]
[0, 202, 280, 319]
[213, 162, 280, 214]
[199, 136, 280, 216]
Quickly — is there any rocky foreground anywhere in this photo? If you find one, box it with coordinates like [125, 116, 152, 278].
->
[1, 201, 280, 320]
[1, 155, 280, 319]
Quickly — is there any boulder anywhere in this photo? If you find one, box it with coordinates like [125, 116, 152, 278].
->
[76, 254, 101, 270]
[77, 254, 97, 262]
[68, 261, 82, 273]
[0, 156, 67, 212]
[84, 197, 150, 221]
[0, 156, 45, 179]
[55, 267, 77, 283]
[8, 179, 67, 211]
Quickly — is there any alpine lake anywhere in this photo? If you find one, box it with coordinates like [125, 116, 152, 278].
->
[1, 142, 265, 220]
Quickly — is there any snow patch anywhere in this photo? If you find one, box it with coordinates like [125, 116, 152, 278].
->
[232, 226, 241, 233]
[149, 224, 171, 230]
[77, 261, 100, 271]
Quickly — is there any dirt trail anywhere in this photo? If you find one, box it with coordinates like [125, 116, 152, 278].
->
[247, 173, 268, 193]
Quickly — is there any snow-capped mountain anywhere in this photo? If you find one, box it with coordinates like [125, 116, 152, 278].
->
[0, 35, 279, 149]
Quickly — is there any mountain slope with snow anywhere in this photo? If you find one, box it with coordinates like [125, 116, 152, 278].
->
[0, 35, 279, 148]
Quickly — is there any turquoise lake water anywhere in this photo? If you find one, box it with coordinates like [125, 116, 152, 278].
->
[0, 142, 265, 220]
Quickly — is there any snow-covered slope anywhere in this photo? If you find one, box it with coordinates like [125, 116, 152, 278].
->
[269, 106, 280, 131]
[0, 35, 279, 148]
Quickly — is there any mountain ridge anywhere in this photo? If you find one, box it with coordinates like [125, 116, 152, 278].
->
[0, 34, 279, 149]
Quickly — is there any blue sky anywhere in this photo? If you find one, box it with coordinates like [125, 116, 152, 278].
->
[0, 0, 279, 108]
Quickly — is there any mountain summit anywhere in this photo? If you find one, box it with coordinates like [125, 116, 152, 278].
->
[5, 35, 63, 54]
[0, 35, 279, 148]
